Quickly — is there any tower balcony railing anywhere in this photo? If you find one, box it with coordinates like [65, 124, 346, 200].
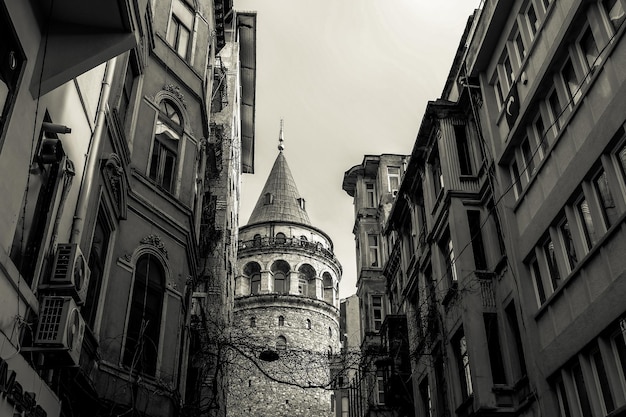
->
[238, 236, 339, 264]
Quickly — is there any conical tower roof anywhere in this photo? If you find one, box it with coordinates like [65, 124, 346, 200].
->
[247, 150, 311, 225]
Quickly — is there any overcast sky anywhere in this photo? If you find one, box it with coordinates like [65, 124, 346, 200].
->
[233, 0, 481, 298]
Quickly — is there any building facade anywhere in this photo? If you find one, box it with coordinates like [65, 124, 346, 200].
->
[345, 1, 626, 417]
[228, 136, 342, 417]
[0, 1, 254, 416]
[465, 0, 626, 416]
[342, 154, 413, 417]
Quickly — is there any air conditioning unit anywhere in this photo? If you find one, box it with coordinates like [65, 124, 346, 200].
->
[34, 296, 85, 367]
[48, 243, 91, 305]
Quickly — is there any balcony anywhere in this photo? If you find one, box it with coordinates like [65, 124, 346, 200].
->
[238, 236, 339, 264]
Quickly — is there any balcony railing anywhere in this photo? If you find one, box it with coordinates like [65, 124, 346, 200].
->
[238, 236, 338, 263]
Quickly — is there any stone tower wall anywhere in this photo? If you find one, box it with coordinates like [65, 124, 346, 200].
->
[227, 296, 340, 417]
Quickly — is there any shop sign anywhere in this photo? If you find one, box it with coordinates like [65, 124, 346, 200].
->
[0, 356, 47, 417]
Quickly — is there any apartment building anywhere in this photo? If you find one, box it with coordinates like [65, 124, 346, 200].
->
[0, 1, 255, 416]
[465, 0, 626, 415]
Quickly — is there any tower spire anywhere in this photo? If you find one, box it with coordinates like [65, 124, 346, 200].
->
[278, 119, 285, 152]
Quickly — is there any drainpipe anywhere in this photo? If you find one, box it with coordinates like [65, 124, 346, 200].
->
[70, 57, 116, 246]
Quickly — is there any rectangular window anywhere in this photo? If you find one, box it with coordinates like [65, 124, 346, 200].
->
[503, 54, 514, 90]
[572, 361, 593, 417]
[455, 125, 473, 175]
[119, 60, 136, 127]
[579, 26, 600, 71]
[467, 211, 487, 270]
[612, 329, 626, 385]
[511, 160, 523, 198]
[419, 378, 433, 417]
[494, 79, 505, 110]
[454, 330, 473, 399]
[484, 313, 507, 384]
[531, 258, 547, 304]
[526, 3, 539, 38]
[595, 170, 619, 228]
[365, 182, 376, 207]
[577, 198, 597, 250]
[505, 302, 528, 379]
[555, 378, 572, 417]
[548, 89, 562, 130]
[441, 235, 458, 283]
[521, 137, 536, 178]
[431, 145, 444, 197]
[167, 0, 194, 60]
[591, 349, 615, 414]
[368, 234, 380, 267]
[149, 136, 177, 193]
[84, 209, 112, 328]
[604, 0, 626, 31]
[559, 217, 578, 271]
[388, 166, 401, 194]
[544, 237, 561, 290]
[616, 142, 626, 181]
[534, 113, 549, 157]
[372, 295, 383, 331]
[514, 30, 526, 64]
[376, 370, 386, 404]
[562, 58, 581, 104]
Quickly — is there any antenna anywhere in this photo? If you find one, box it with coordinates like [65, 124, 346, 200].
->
[278, 119, 285, 152]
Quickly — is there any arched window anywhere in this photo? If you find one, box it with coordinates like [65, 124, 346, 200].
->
[275, 232, 286, 244]
[150, 99, 183, 193]
[278, 316, 285, 326]
[250, 317, 256, 327]
[306, 319, 311, 330]
[323, 272, 334, 304]
[329, 327, 332, 338]
[253, 234, 262, 247]
[276, 336, 287, 351]
[298, 264, 316, 298]
[244, 262, 262, 295]
[123, 254, 165, 376]
[271, 260, 291, 294]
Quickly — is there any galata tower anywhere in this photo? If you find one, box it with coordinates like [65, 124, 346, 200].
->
[227, 125, 342, 417]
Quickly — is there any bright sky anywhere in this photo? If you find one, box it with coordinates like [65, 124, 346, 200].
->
[234, 0, 481, 298]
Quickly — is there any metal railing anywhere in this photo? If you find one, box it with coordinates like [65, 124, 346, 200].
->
[238, 236, 338, 263]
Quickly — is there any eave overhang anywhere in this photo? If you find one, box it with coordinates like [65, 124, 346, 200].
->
[30, 0, 139, 96]
[237, 12, 257, 174]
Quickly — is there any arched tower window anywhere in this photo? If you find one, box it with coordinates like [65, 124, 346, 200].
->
[271, 260, 290, 294]
[244, 262, 262, 295]
[150, 99, 183, 193]
[323, 272, 334, 304]
[250, 317, 256, 327]
[298, 264, 316, 298]
[123, 254, 165, 376]
[306, 319, 311, 330]
[275, 232, 286, 244]
[253, 234, 262, 247]
[276, 336, 287, 351]
[278, 316, 285, 326]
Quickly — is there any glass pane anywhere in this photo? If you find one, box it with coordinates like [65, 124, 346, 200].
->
[580, 27, 599, 69]
[604, 0, 626, 30]
[559, 219, 577, 270]
[592, 350, 615, 413]
[522, 138, 535, 176]
[532, 260, 546, 304]
[562, 60, 581, 103]
[177, 26, 190, 59]
[544, 238, 561, 290]
[595, 171, 618, 227]
[572, 362, 593, 417]
[166, 19, 178, 46]
[163, 150, 176, 192]
[578, 199, 596, 249]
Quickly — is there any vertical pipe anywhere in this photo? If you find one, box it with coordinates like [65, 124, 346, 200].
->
[70, 57, 117, 245]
